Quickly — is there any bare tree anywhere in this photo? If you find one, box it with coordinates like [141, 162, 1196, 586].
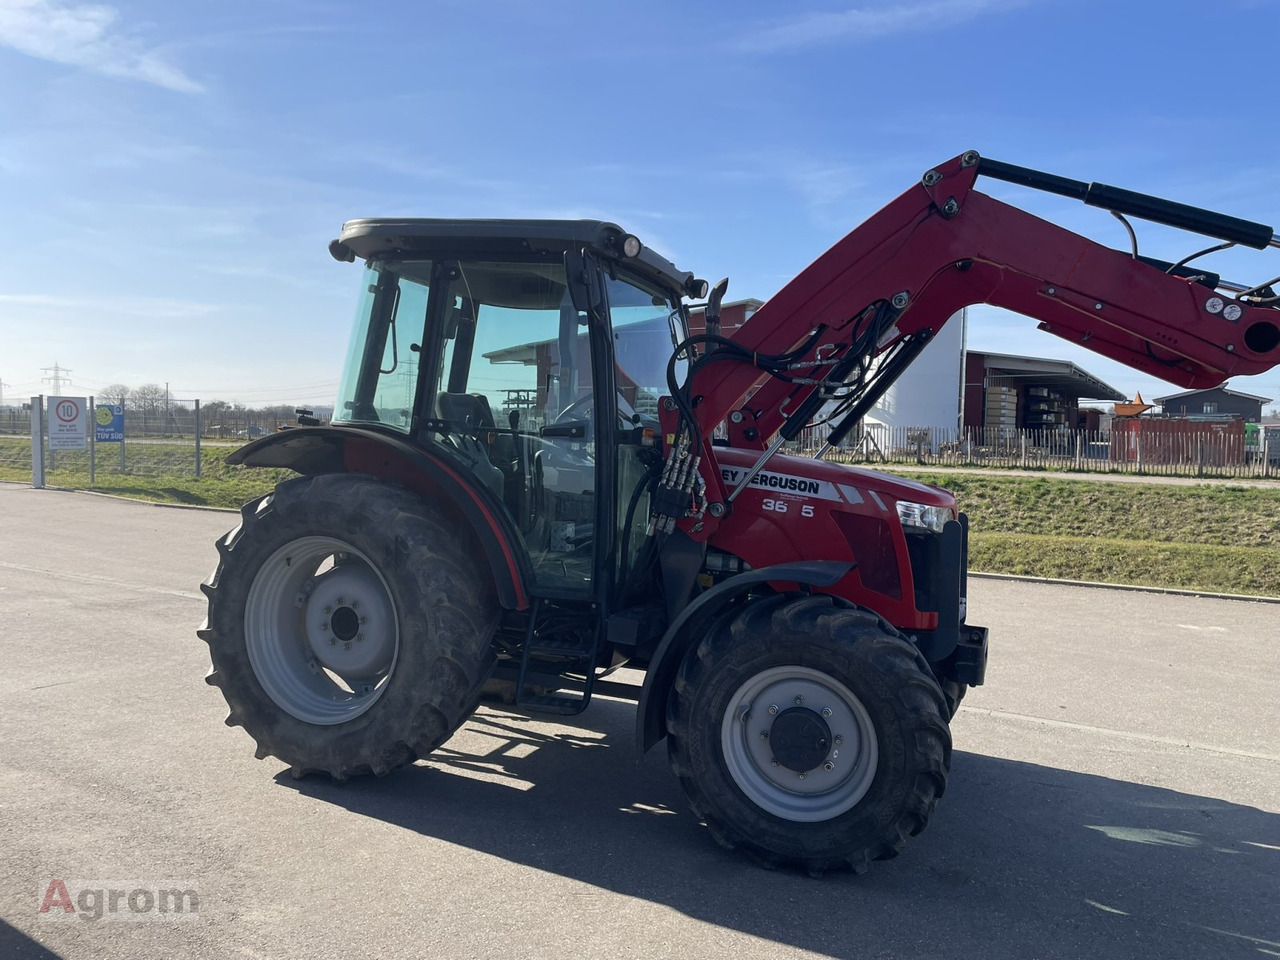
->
[99, 384, 132, 406]
[132, 383, 166, 435]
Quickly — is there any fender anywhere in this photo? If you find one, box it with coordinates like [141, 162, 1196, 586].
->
[635, 560, 853, 754]
[229, 426, 531, 610]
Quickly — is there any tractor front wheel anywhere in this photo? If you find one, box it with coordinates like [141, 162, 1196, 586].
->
[200, 473, 497, 779]
[667, 594, 951, 873]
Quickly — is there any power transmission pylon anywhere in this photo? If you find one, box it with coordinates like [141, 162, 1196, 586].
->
[41, 363, 73, 396]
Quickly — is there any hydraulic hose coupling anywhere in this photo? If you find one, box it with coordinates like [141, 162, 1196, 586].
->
[647, 438, 702, 537]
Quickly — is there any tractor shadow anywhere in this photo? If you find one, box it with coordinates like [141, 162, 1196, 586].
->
[278, 698, 1280, 960]
[0, 919, 65, 960]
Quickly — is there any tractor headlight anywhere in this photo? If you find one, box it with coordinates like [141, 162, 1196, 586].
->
[896, 500, 951, 534]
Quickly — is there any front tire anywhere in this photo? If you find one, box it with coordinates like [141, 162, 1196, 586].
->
[199, 473, 497, 779]
[666, 594, 950, 873]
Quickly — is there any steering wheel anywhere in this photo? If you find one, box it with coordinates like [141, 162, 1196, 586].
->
[552, 391, 658, 435]
[554, 393, 596, 428]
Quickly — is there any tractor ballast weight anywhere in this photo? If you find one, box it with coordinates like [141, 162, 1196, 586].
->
[203, 152, 1280, 873]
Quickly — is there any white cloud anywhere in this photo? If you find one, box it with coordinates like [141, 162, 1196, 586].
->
[0, 0, 201, 92]
[732, 0, 1027, 53]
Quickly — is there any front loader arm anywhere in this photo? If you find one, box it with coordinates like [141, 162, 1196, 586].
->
[689, 151, 1280, 450]
[650, 151, 1280, 541]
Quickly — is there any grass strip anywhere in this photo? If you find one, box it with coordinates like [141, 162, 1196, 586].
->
[911, 471, 1280, 549]
[970, 532, 1280, 597]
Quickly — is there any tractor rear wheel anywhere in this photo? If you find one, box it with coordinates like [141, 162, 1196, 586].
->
[199, 473, 497, 779]
[666, 594, 950, 873]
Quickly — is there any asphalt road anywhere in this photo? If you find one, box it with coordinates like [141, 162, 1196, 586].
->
[1, 484, 1277, 960]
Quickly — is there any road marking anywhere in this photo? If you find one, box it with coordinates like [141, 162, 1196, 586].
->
[1084, 899, 1129, 916]
[1176, 624, 1228, 632]
[0, 561, 202, 601]
[1193, 926, 1280, 950]
[963, 706, 1280, 763]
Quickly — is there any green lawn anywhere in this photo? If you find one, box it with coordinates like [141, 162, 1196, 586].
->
[0, 437, 287, 509]
[913, 471, 1280, 596]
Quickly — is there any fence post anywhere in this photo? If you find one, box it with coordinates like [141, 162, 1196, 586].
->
[120, 400, 127, 473]
[195, 399, 202, 478]
[1020, 434, 1027, 467]
[30, 395, 45, 488]
[1197, 438, 1204, 478]
[1075, 433, 1083, 470]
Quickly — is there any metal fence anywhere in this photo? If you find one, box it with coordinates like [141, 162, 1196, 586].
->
[0, 407, 33, 473]
[0, 398, 210, 485]
[794, 424, 1280, 479]
[7, 396, 1279, 485]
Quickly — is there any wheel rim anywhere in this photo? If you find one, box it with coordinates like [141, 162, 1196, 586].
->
[245, 536, 399, 725]
[720, 665, 879, 822]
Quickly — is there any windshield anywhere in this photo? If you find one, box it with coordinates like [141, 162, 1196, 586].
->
[606, 272, 686, 419]
[332, 260, 431, 433]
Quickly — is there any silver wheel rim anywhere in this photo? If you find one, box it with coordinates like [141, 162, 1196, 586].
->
[720, 665, 879, 822]
[245, 536, 399, 725]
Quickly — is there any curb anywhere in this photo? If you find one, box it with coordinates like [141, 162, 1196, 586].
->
[26, 484, 238, 514]
[969, 570, 1280, 605]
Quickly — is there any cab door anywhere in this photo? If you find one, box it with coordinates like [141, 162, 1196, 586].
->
[429, 256, 609, 598]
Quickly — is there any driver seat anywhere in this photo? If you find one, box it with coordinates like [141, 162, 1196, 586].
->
[436, 392, 495, 430]
[435, 392, 504, 499]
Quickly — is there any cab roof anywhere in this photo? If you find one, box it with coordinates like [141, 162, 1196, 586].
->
[333, 218, 701, 299]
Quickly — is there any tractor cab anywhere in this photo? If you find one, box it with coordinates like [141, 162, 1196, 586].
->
[327, 219, 707, 605]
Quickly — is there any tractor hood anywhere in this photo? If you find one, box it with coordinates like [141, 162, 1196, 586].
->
[714, 448, 955, 508]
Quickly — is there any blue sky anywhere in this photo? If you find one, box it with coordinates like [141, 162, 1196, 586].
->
[1, 0, 1278, 412]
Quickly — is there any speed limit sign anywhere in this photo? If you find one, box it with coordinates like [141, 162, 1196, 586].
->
[48, 397, 88, 450]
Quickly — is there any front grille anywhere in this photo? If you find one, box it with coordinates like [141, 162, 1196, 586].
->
[833, 512, 901, 600]
[905, 530, 942, 613]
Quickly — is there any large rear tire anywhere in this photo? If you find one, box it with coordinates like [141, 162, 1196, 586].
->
[199, 474, 497, 779]
[666, 594, 951, 873]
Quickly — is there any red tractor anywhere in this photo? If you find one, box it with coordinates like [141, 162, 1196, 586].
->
[201, 152, 1280, 872]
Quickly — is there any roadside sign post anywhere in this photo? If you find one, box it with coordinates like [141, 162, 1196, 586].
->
[95, 401, 125, 479]
[195, 399, 202, 478]
[30, 395, 44, 489]
[89, 395, 95, 486]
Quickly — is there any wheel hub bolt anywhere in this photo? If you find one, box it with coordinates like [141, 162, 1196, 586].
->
[329, 638, 337, 646]
[823, 761, 835, 771]
[759, 731, 769, 740]
[835, 735, 844, 745]
[343, 641, 351, 650]
[767, 704, 778, 716]
[821, 707, 832, 718]
[770, 759, 780, 767]
[794, 695, 804, 705]
[360, 617, 368, 625]
[323, 606, 332, 615]
[798, 772, 807, 780]
[356, 633, 364, 642]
